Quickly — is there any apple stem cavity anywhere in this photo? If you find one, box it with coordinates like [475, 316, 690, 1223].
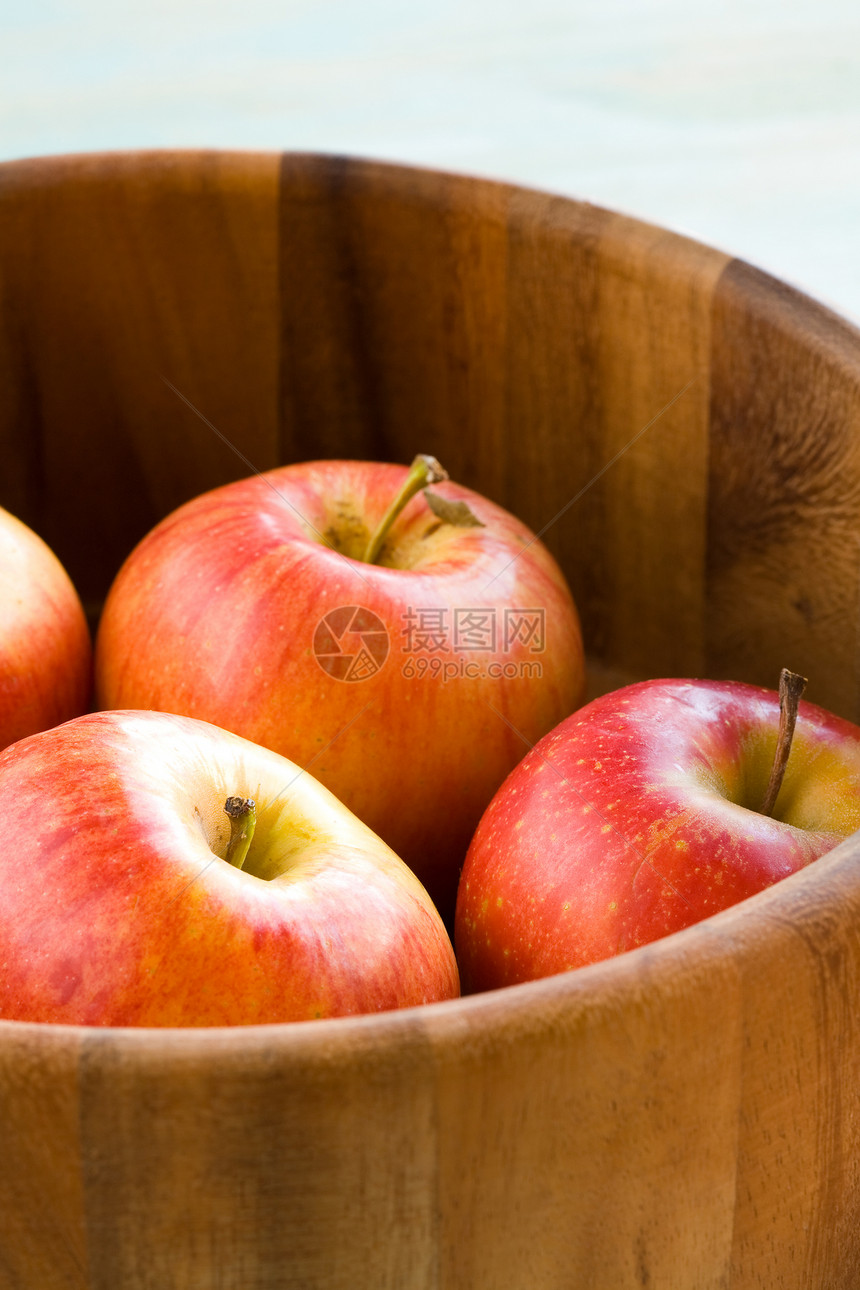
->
[223, 796, 256, 870]
[362, 454, 449, 565]
[760, 668, 808, 817]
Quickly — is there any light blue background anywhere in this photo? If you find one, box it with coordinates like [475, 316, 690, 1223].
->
[3, 0, 859, 321]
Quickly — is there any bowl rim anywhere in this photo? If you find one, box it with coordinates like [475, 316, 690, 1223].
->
[3, 826, 857, 1056]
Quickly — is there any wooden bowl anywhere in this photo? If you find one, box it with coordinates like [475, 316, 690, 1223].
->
[3, 150, 860, 1288]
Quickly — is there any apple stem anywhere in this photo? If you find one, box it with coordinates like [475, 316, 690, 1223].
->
[760, 669, 808, 817]
[224, 796, 256, 870]
[362, 454, 449, 565]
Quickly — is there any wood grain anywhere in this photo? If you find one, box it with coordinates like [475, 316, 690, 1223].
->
[708, 259, 860, 719]
[0, 149, 281, 619]
[1, 149, 860, 1287]
[276, 157, 729, 682]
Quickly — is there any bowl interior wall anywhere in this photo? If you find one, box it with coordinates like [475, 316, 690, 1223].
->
[4, 151, 860, 714]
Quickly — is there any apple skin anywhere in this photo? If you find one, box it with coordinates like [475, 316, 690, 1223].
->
[0, 709, 460, 1027]
[455, 677, 860, 992]
[0, 506, 92, 751]
[93, 460, 585, 920]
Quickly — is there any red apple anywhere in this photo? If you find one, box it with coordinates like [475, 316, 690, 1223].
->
[0, 505, 92, 750]
[94, 456, 585, 919]
[0, 709, 459, 1026]
[455, 674, 860, 992]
